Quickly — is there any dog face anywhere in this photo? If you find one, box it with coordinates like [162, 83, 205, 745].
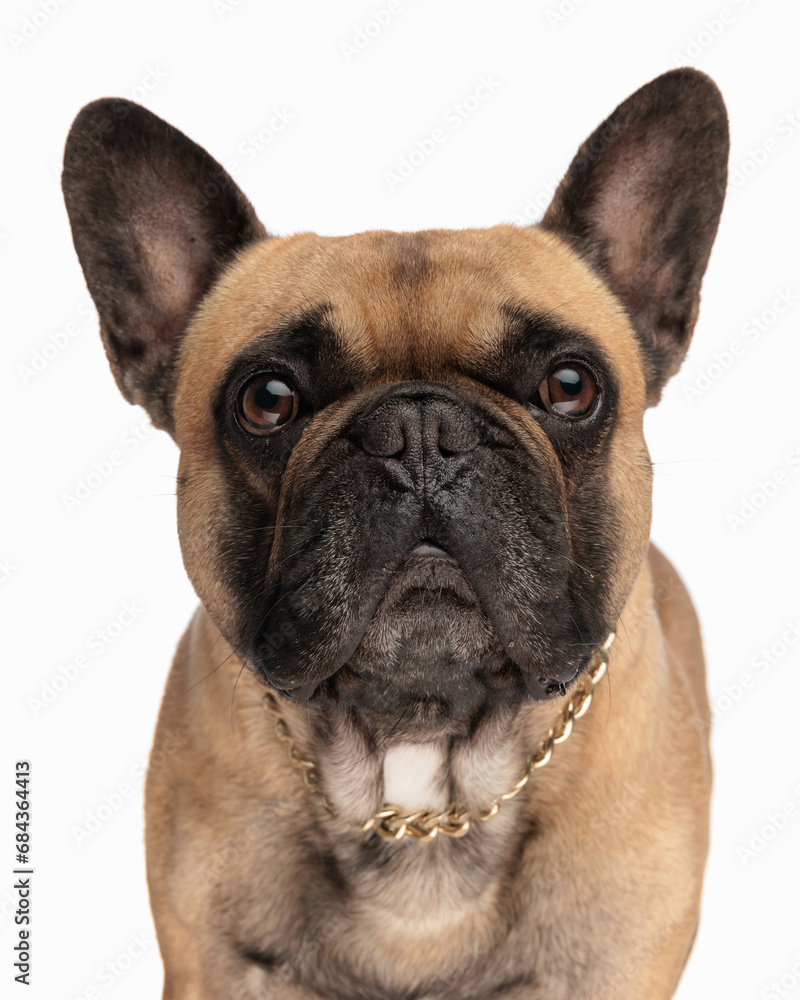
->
[62, 70, 727, 729]
[174, 227, 647, 723]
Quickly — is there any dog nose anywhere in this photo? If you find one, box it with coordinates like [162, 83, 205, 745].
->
[358, 394, 479, 461]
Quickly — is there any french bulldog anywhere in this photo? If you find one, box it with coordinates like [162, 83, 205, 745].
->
[62, 67, 727, 999]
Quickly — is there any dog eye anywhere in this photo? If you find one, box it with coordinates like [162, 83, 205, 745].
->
[532, 364, 598, 419]
[237, 374, 298, 435]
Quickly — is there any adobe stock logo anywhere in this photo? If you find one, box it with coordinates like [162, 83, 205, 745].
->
[60, 418, 155, 514]
[222, 109, 296, 177]
[340, 1, 410, 62]
[697, 617, 800, 735]
[669, 0, 755, 65]
[544, 0, 592, 30]
[736, 779, 800, 866]
[384, 75, 502, 190]
[682, 288, 797, 403]
[7, 0, 72, 52]
[726, 443, 800, 534]
[28, 601, 145, 717]
[70, 730, 186, 847]
[727, 104, 800, 196]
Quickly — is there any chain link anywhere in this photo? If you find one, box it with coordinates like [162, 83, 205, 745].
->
[262, 633, 614, 842]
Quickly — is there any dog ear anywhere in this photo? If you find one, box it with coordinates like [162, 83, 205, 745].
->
[62, 99, 266, 432]
[540, 68, 729, 404]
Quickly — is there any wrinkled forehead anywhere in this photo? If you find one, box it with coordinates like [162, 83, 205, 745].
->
[176, 223, 644, 406]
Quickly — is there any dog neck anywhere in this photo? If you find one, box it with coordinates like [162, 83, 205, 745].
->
[310, 682, 578, 839]
[257, 627, 613, 848]
[259, 562, 659, 851]
[187, 558, 655, 851]
[383, 742, 449, 812]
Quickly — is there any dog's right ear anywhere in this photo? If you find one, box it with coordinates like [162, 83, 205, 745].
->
[540, 69, 728, 406]
[62, 99, 266, 433]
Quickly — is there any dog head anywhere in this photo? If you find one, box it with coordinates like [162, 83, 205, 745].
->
[62, 69, 727, 729]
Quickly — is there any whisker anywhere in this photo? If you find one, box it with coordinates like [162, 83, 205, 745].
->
[350, 706, 412, 767]
[186, 648, 236, 692]
[230, 660, 248, 729]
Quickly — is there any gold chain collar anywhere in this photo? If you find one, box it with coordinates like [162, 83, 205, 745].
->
[261, 633, 614, 843]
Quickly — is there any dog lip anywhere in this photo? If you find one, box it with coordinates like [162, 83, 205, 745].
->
[406, 541, 458, 564]
[261, 673, 320, 701]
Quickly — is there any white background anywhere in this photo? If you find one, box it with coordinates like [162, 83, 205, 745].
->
[2, 0, 799, 997]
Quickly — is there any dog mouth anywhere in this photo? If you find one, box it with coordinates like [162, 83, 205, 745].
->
[300, 539, 563, 723]
[251, 525, 594, 720]
[391, 542, 482, 614]
[388, 540, 474, 606]
[405, 540, 458, 563]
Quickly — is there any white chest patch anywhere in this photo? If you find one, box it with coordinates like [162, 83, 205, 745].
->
[382, 742, 448, 811]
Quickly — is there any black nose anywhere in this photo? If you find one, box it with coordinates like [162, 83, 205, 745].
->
[357, 390, 480, 462]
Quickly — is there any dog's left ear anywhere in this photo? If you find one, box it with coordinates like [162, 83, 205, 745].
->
[62, 99, 267, 433]
[540, 68, 729, 404]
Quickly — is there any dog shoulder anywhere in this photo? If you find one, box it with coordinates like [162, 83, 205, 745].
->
[646, 543, 709, 726]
